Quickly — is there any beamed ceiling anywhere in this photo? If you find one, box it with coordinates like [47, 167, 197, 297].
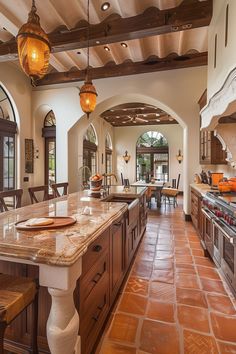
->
[101, 103, 178, 127]
[0, 0, 212, 86]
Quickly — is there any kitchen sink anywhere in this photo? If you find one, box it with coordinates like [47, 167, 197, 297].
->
[102, 196, 139, 225]
[102, 196, 137, 205]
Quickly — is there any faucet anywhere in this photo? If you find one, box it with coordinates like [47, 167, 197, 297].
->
[102, 173, 118, 196]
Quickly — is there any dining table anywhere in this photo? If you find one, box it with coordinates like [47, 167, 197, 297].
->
[131, 180, 165, 207]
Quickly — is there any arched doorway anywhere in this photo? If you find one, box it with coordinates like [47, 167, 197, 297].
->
[136, 131, 169, 182]
[42, 110, 56, 189]
[0, 85, 17, 190]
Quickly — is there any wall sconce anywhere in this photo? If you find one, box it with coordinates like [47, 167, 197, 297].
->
[123, 150, 131, 164]
[176, 149, 183, 164]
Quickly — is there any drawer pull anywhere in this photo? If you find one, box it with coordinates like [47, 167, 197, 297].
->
[114, 222, 122, 226]
[92, 299, 106, 321]
[93, 245, 102, 252]
[92, 271, 103, 284]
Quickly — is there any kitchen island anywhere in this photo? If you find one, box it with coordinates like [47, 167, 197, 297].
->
[0, 187, 147, 354]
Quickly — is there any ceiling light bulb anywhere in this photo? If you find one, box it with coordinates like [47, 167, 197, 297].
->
[156, 113, 160, 117]
[121, 42, 128, 48]
[156, 119, 160, 122]
[101, 2, 110, 11]
[104, 46, 110, 51]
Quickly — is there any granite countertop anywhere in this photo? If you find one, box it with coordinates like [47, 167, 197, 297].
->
[0, 191, 128, 267]
[190, 183, 213, 196]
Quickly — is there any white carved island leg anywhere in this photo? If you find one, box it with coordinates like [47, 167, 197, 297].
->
[39, 259, 82, 354]
[47, 285, 80, 354]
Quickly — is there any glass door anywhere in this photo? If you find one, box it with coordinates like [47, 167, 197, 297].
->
[0, 134, 15, 191]
[45, 138, 56, 193]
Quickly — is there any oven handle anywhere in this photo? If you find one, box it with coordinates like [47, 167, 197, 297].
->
[201, 208, 216, 220]
[212, 219, 234, 243]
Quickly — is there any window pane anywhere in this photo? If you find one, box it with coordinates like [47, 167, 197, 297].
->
[137, 154, 151, 181]
[47, 141, 56, 191]
[3, 137, 9, 157]
[3, 158, 8, 178]
[106, 153, 112, 174]
[8, 158, 14, 178]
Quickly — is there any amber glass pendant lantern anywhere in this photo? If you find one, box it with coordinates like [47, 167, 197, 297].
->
[80, 0, 98, 118]
[17, 0, 50, 84]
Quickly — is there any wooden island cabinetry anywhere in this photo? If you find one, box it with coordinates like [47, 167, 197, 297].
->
[0, 188, 147, 354]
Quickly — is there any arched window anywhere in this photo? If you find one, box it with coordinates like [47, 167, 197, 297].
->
[0, 86, 17, 190]
[105, 133, 112, 174]
[83, 125, 97, 187]
[136, 131, 169, 182]
[42, 110, 56, 189]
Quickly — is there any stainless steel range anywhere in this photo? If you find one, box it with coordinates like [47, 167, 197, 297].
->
[202, 192, 236, 293]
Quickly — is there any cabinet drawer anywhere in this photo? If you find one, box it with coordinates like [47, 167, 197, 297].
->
[82, 228, 109, 275]
[80, 275, 110, 354]
[80, 252, 109, 304]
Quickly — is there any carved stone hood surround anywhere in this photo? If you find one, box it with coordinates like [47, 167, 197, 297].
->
[201, 68, 236, 130]
[201, 67, 236, 167]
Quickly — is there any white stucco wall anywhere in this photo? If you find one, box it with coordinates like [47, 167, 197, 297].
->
[0, 62, 32, 205]
[114, 124, 183, 190]
[0, 59, 207, 214]
[33, 66, 207, 214]
[207, 0, 236, 100]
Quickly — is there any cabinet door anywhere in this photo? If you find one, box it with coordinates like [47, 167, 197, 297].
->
[110, 217, 125, 303]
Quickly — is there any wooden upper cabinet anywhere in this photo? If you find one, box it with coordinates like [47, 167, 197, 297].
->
[198, 90, 227, 165]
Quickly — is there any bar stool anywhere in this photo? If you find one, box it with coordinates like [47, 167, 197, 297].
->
[0, 189, 23, 212]
[28, 185, 49, 204]
[0, 273, 38, 354]
[51, 182, 68, 198]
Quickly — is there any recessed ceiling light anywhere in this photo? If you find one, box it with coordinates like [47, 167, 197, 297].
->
[140, 107, 144, 110]
[77, 51, 81, 55]
[104, 46, 110, 52]
[156, 119, 160, 122]
[121, 42, 128, 48]
[143, 114, 147, 117]
[110, 109, 114, 112]
[156, 113, 160, 117]
[169, 118, 174, 121]
[101, 2, 110, 11]
[116, 116, 120, 118]
[96, 40, 100, 44]
[123, 108, 127, 111]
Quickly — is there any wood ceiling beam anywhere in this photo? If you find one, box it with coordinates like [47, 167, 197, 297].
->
[0, 0, 212, 62]
[108, 120, 178, 127]
[36, 52, 207, 86]
[101, 108, 164, 118]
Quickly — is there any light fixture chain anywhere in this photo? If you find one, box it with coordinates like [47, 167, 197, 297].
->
[87, 0, 90, 82]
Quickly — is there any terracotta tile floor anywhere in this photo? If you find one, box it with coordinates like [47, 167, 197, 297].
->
[96, 199, 236, 354]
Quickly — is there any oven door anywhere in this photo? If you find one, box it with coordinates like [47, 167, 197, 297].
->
[214, 220, 236, 291]
[201, 208, 214, 257]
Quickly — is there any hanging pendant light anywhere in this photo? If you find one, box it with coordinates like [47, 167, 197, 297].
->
[17, 0, 50, 84]
[80, 0, 98, 118]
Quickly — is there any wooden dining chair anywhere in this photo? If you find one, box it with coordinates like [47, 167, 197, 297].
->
[51, 182, 69, 198]
[28, 185, 49, 204]
[0, 273, 39, 354]
[0, 189, 23, 212]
